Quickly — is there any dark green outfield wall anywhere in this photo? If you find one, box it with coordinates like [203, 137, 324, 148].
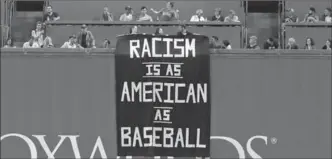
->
[1, 49, 331, 158]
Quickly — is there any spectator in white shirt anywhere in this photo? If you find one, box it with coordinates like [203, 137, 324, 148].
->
[120, 6, 134, 21]
[31, 21, 44, 47]
[61, 35, 83, 49]
[190, 9, 207, 22]
[137, 6, 153, 22]
[321, 8, 332, 23]
[23, 37, 40, 48]
[224, 10, 240, 22]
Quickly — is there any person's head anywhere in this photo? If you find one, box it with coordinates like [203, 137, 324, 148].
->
[166, 1, 174, 9]
[81, 24, 88, 33]
[103, 39, 111, 48]
[229, 10, 236, 16]
[46, 5, 53, 13]
[326, 39, 332, 47]
[178, 24, 187, 33]
[69, 35, 77, 44]
[306, 37, 315, 46]
[155, 28, 164, 35]
[141, 6, 148, 15]
[287, 8, 295, 14]
[6, 37, 14, 46]
[125, 6, 132, 14]
[288, 37, 296, 45]
[267, 37, 274, 44]
[130, 25, 138, 34]
[196, 9, 203, 16]
[210, 36, 218, 43]
[104, 7, 109, 13]
[223, 40, 230, 47]
[249, 36, 257, 45]
[214, 8, 222, 16]
[324, 8, 332, 16]
[309, 7, 316, 15]
[36, 21, 42, 30]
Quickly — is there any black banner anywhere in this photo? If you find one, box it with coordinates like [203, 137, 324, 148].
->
[115, 34, 211, 157]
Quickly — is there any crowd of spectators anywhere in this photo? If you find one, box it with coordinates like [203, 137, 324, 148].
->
[1, 2, 332, 50]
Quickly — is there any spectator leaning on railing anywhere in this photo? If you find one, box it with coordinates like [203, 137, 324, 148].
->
[247, 36, 260, 49]
[177, 24, 193, 36]
[77, 24, 96, 48]
[304, 37, 315, 50]
[321, 8, 332, 23]
[61, 35, 83, 49]
[263, 37, 279, 50]
[211, 8, 224, 22]
[150, 1, 179, 21]
[302, 7, 319, 23]
[190, 9, 207, 22]
[3, 37, 16, 48]
[102, 7, 114, 21]
[322, 39, 332, 50]
[286, 37, 299, 50]
[43, 5, 60, 22]
[224, 10, 240, 22]
[120, 6, 134, 22]
[137, 6, 153, 22]
[284, 8, 299, 23]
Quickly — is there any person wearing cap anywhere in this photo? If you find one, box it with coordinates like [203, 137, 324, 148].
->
[284, 8, 299, 23]
[246, 36, 260, 49]
[211, 8, 224, 22]
[61, 35, 83, 49]
[120, 6, 134, 21]
[302, 7, 319, 23]
[77, 24, 96, 48]
[150, 1, 179, 21]
[176, 24, 193, 36]
[190, 9, 207, 22]
[224, 10, 240, 22]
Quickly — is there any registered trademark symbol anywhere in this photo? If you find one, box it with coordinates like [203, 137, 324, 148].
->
[270, 137, 277, 144]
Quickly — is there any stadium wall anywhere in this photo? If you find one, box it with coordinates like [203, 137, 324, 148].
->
[1, 50, 331, 158]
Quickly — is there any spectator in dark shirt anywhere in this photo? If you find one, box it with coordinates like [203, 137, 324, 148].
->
[263, 37, 279, 49]
[247, 36, 260, 49]
[101, 7, 113, 21]
[3, 37, 16, 48]
[302, 7, 319, 23]
[286, 37, 299, 49]
[322, 39, 332, 50]
[304, 37, 315, 50]
[176, 25, 193, 36]
[43, 5, 60, 22]
[211, 8, 224, 22]
[321, 8, 332, 23]
[77, 24, 96, 48]
[155, 28, 164, 35]
[284, 8, 299, 23]
[150, 1, 179, 21]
